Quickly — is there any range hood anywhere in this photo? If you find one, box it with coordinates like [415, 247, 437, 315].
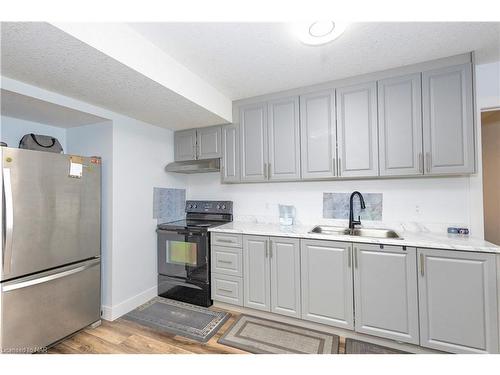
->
[165, 158, 220, 174]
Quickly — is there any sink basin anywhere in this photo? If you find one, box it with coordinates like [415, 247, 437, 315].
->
[309, 225, 351, 235]
[309, 225, 403, 239]
[350, 228, 402, 239]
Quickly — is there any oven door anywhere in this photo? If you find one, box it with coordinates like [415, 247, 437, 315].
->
[157, 228, 208, 283]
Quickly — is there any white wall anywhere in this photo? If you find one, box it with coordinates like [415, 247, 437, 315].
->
[187, 174, 472, 233]
[0, 115, 67, 150]
[66, 121, 114, 307]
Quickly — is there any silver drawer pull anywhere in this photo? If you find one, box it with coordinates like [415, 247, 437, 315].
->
[218, 260, 233, 264]
[217, 239, 234, 243]
[218, 288, 233, 294]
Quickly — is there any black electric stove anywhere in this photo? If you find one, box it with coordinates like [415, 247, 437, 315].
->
[156, 200, 233, 307]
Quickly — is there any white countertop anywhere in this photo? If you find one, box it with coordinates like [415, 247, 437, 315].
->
[209, 222, 500, 254]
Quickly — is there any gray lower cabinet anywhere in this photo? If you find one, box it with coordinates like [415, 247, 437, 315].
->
[353, 244, 419, 344]
[270, 237, 301, 318]
[243, 235, 301, 317]
[300, 239, 354, 329]
[422, 63, 474, 175]
[267, 97, 301, 181]
[243, 235, 271, 311]
[300, 90, 337, 179]
[240, 103, 268, 182]
[221, 124, 240, 183]
[378, 74, 423, 176]
[418, 248, 499, 353]
[174, 129, 196, 161]
[197, 126, 221, 159]
[336, 81, 379, 177]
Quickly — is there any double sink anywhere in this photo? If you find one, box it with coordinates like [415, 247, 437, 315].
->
[309, 225, 403, 240]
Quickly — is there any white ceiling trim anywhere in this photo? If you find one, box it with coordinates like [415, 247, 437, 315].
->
[51, 22, 233, 122]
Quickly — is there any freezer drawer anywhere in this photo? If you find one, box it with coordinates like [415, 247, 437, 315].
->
[0, 258, 101, 353]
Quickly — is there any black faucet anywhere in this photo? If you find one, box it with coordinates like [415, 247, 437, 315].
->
[349, 191, 366, 230]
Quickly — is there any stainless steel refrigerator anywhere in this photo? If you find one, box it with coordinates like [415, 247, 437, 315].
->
[1, 147, 101, 353]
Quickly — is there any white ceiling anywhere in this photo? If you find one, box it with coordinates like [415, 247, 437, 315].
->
[1, 89, 108, 128]
[0, 22, 227, 129]
[129, 22, 500, 99]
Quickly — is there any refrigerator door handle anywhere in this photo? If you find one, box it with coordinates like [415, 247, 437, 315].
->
[3, 167, 14, 276]
[2, 258, 100, 292]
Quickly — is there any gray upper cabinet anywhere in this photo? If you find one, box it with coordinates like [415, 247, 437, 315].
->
[422, 63, 474, 175]
[221, 124, 240, 183]
[197, 126, 221, 159]
[268, 97, 301, 181]
[336, 81, 379, 177]
[300, 90, 337, 179]
[243, 235, 271, 311]
[353, 244, 419, 345]
[418, 248, 499, 353]
[174, 129, 196, 161]
[300, 239, 354, 329]
[270, 237, 301, 318]
[378, 74, 423, 176]
[240, 103, 268, 182]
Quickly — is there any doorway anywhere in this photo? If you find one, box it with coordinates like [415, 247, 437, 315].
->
[481, 109, 500, 245]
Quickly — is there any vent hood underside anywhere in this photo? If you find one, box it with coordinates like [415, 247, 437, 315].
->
[165, 158, 220, 174]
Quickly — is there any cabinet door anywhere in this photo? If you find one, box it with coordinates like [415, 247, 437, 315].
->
[418, 248, 499, 353]
[197, 126, 221, 159]
[268, 97, 301, 181]
[174, 129, 196, 161]
[422, 63, 474, 175]
[239, 103, 268, 182]
[221, 124, 240, 183]
[300, 239, 354, 329]
[300, 90, 337, 179]
[336, 82, 379, 177]
[378, 74, 423, 176]
[353, 244, 419, 344]
[243, 235, 271, 311]
[270, 237, 301, 318]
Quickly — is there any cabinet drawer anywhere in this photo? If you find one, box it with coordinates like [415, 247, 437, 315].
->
[211, 274, 243, 306]
[211, 246, 242, 277]
[211, 232, 242, 247]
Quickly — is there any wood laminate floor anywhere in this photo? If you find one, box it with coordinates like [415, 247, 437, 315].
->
[48, 307, 348, 354]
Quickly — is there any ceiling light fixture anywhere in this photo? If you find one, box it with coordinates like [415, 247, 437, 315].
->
[294, 21, 348, 46]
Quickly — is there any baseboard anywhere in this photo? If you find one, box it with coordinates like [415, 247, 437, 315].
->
[101, 285, 157, 321]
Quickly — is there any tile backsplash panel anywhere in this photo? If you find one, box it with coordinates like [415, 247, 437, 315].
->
[323, 192, 383, 221]
[153, 187, 186, 223]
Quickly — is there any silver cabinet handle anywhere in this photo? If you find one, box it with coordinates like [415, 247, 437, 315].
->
[3, 168, 14, 276]
[217, 239, 234, 244]
[338, 157, 342, 177]
[425, 152, 431, 173]
[218, 260, 233, 264]
[420, 253, 425, 276]
[332, 157, 336, 176]
[348, 247, 352, 268]
[217, 288, 233, 294]
[354, 247, 358, 268]
[265, 240, 269, 258]
[269, 239, 273, 258]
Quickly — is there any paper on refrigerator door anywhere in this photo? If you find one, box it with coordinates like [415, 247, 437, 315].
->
[69, 156, 83, 178]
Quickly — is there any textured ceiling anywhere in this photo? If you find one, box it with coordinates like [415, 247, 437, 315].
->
[129, 22, 500, 99]
[1, 89, 108, 128]
[0, 22, 227, 130]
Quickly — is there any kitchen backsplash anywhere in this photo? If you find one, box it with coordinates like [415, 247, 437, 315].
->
[153, 187, 186, 223]
[323, 192, 383, 221]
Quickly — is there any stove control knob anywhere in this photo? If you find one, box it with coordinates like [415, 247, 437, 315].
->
[216, 205, 221, 210]
[188, 204, 193, 209]
[193, 204, 197, 209]
[221, 204, 226, 210]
